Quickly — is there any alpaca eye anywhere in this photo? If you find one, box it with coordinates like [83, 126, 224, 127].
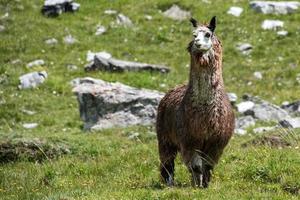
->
[205, 33, 211, 38]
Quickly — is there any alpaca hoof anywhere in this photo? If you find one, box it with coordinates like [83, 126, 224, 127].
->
[166, 176, 174, 186]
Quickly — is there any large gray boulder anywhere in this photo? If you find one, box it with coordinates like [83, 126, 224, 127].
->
[243, 95, 290, 121]
[42, 0, 80, 17]
[85, 53, 170, 73]
[250, 1, 300, 14]
[72, 77, 164, 130]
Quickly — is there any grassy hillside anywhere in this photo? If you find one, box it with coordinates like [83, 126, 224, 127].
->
[0, 0, 299, 199]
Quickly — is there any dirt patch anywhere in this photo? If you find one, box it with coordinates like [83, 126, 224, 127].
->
[242, 135, 291, 148]
[282, 184, 300, 196]
[0, 138, 71, 163]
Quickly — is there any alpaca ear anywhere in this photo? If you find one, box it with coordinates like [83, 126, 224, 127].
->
[208, 16, 216, 32]
[190, 18, 198, 28]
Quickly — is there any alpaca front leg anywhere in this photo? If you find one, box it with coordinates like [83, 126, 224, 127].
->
[189, 153, 204, 187]
[158, 142, 177, 186]
[187, 152, 212, 188]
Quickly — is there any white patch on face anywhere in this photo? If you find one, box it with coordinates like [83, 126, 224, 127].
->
[192, 28, 213, 52]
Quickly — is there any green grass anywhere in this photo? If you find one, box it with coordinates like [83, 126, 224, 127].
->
[0, 0, 300, 199]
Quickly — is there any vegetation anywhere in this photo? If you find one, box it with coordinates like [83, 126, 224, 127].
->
[0, 0, 299, 199]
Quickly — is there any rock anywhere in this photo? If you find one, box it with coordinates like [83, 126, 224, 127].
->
[85, 53, 170, 73]
[236, 43, 252, 55]
[236, 101, 255, 113]
[116, 14, 133, 27]
[19, 71, 48, 89]
[0, 137, 71, 163]
[66, 64, 78, 71]
[277, 30, 288, 36]
[45, 38, 58, 45]
[0, 25, 5, 32]
[22, 123, 38, 129]
[86, 51, 112, 62]
[21, 109, 36, 115]
[72, 77, 164, 130]
[253, 71, 263, 79]
[0, 12, 9, 20]
[163, 5, 191, 21]
[11, 59, 21, 64]
[235, 116, 256, 129]
[250, 1, 300, 15]
[281, 100, 300, 115]
[145, 15, 153, 20]
[279, 117, 300, 128]
[227, 6, 243, 17]
[27, 59, 45, 68]
[127, 132, 140, 140]
[253, 126, 276, 134]
[63, 34, 77, 44]
[243, 98, 290, 121]
[104, 9, 117, 15]
[42, 0, 80, 17]
[262, 20, 284, 30]
[95, 25, 107, 36]
[235, 128, 247, 135]
[227, 93, 238, 103]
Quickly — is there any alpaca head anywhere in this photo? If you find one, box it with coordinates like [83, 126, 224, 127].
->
[189, 16, 216, 53]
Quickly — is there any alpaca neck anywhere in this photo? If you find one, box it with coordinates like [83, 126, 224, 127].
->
[187, 50, 224, 105]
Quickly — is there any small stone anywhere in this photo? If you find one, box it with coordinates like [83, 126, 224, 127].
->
[262, 20, 284, 30]
[163, 5, 191, 21]
[235, 116, 256, 129]
[145, 15, 153, 20]
[45, 38, 58, 45]
[0, 12, 9, 20]
[253, 71, 263, 80]
[128, 132, 140, 140]
[0, 25, 5, 32]
[63, 34, 77, 44]
[236, 101, 255, 113]
[277, 30, 288, 36]
[227, 7, 243, 17]
[27, 59, 45, 68]
[227, 93, 238, 103]
[22, 109, 36, 115]
[66, 64, 78, 71]
[19, 71, 48, 89]
[236, 43, 252, 55]
[116, 13, 133, 27]
[279, 117, 300, 128]
[104, 9, 117, 15]
[22, 123, 38, 129]
[253, 126, 275, 134]
[11, 59, 21, 64]
[95, 25, 106, 36]
[235, 128, 247, 135]
[86, 51, 112, 62]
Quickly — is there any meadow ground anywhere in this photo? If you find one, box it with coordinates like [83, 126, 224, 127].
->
[0, 0, 299, 199]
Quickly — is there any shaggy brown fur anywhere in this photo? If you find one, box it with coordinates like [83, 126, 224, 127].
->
[156, 17, 235, 188]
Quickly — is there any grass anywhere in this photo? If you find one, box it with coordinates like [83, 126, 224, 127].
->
[0, 0, 300, 199]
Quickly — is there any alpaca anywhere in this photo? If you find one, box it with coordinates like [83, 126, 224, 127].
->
[156, 16, 235, 188]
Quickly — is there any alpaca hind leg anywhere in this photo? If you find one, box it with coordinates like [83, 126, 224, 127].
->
[158, 142, 177, 186]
